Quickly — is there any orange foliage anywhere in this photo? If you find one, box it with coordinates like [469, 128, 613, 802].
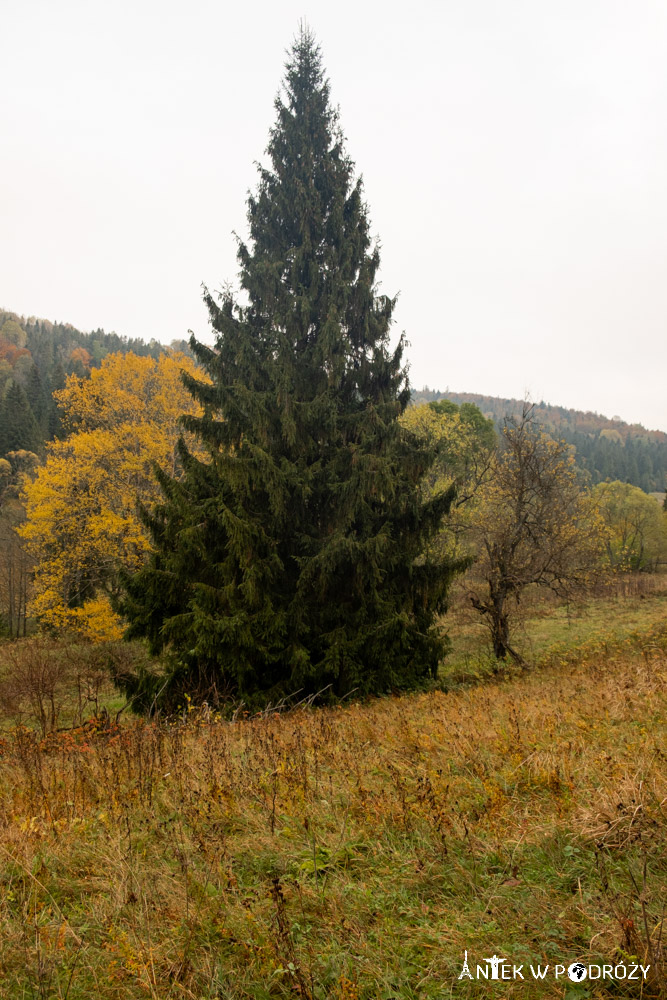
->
[69, 346, 92, 369]
[0, 338, 31, 367]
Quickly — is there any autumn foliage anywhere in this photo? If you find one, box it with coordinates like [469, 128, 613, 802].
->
[465, 413, 607, 660]
[20, 352, 207, 640]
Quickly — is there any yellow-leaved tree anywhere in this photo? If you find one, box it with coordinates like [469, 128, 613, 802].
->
[593, 480, 667, 572]
[399, 399, 496, 560]
[20, 352, 207, 640]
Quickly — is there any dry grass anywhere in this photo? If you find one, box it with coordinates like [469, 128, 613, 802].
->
[442, 573, 667, 686]
[0, 616, 665, 998]
[0, 639, 143, 735]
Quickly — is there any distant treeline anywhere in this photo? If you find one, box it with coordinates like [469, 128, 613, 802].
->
[2, 313, 665, 495]
[0, 310, 191, 458]
[414, 390, 667, 494]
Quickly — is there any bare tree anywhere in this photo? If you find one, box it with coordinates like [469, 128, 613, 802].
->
[466, 406, 605, 663]
[0, 452, 37, 638]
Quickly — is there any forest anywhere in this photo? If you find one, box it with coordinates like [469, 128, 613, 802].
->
[0, 308, 190, 455]
[2, 308, 664, 494]
[415, 388, 667, 493]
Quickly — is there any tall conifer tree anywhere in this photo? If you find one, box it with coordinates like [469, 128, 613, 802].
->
[0, 382, 41, 457]
[121, 28, 462, 708]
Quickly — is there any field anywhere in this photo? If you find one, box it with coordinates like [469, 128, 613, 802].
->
[0, 587, 665, 998]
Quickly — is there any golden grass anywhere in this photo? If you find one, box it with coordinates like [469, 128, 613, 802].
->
[0, 619, 665, 998]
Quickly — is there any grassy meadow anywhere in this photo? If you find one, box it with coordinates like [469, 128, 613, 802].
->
[441, 573, 667, 686]
[0, 582, 665, 998]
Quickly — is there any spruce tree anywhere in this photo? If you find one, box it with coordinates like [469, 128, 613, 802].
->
[25, 362, 48, 436]
[0, 382, 42, 457]
[47, 362, 67, 440]
[121, 28, 462, 708]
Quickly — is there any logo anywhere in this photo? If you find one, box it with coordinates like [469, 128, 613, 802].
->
[457, 952, 521, 981]
[568, 963, 587, 982]
[457, 951, 651, 983]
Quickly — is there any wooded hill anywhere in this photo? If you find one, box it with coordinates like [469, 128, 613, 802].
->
[1, 308, 664, 494]
[414, 389, 667, 493]
[0, 309, 190, 457]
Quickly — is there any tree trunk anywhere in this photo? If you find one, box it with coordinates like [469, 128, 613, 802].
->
[489, 591, 526, 666]
[490, 601, 511, 660]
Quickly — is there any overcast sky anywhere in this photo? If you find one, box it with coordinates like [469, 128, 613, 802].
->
[3, 0, 666, 431]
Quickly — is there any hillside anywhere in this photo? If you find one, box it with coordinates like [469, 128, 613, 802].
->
[413, 389, 667, 492]
[0, 309, 185, 459]
[2, 309, 665, 493]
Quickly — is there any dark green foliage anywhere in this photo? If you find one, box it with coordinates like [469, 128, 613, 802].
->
[0, 382, 42, 456]
[25, 363, 48, 435]
[120, 28, 462, 710]
[47, 362, 66, 439]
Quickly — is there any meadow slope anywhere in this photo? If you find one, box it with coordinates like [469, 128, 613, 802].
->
[0, 620, 665, 999]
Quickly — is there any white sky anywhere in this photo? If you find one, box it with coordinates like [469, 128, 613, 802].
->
[2, 0, 666, 431]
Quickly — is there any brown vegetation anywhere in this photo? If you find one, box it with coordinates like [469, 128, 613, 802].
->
[0, 616, 664, 997]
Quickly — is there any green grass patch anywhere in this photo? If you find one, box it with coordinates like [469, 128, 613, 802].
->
[441, 577, 667, 686]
